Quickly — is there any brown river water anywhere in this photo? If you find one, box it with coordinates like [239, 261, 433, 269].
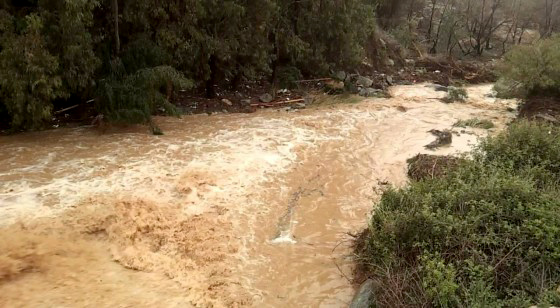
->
[0, 84, 516, 307]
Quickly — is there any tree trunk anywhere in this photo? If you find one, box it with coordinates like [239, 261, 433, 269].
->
[205, 55, 218, 98]
[113, 0, 120, 55]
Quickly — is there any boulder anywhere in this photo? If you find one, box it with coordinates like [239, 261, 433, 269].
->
[240, 99, 252, 106]
[259, 93, 273, 103]
[356, 76, 374, 88]
[386, 75, 393, 85]
[221, 99, 233, 106]
[350, 279, 375, 308]
[433, 84, 448, 92]
[359, 88, 383, 98]
[335, 71, 347, 81]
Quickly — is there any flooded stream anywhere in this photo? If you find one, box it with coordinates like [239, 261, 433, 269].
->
[0, 84, 516, 307]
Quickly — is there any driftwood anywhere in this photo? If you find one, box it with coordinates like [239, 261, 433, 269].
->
[251, 98, 305, 108]
[54, 99, 95, 115]
[294, 78, 332, 83]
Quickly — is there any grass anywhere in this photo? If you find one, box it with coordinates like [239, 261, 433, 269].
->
[355, 121, 560, 308]
[453, 118, 495, 129]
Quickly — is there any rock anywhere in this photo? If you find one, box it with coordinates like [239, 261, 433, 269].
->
[350, 279, 375, 308]
[405, 59, 415, 66]
[359, 88, 382, 98]
[325, 80, 345, 92]
[535, 114, 559, 123]
[356, 76, 374, 88]
[221, 98, 233, 106]
[425, 130, 453, 150]
[386, 75, 393, 85]
[259, 93, 273, 103]
[240, 99, 251, 106]
[292, 103, 306, 110]
[335, 71, 347, 81]
[433, 84, 448, 92]
[386, 58, 395, 66]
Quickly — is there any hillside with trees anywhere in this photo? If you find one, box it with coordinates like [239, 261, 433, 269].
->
[1, 0, 559, 132]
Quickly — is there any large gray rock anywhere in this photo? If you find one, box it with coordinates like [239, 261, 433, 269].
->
[335, 71, 347, 81]
[359, 88, 383, 98]
[350, 279, 375, 308]
[357, 76, 374, 88]
[259, 93, 273, 103]
[433, 84, 448, 92]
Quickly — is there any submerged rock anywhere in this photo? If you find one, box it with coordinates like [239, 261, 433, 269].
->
[350, 279, 375, 308]
[359, 88, 383, 98]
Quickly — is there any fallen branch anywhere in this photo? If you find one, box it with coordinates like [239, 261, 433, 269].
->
[54, 99, 95, 115]
[294, 78, 332, 83]
[251, 98, 305, 107]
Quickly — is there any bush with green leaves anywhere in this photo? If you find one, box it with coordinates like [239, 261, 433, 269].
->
[442, 86, 468, 103]
[356, 121, 560, 307]
[0, 13, 65, 130]
[96, 64, 192, 133]
[495, 35, 560, 98]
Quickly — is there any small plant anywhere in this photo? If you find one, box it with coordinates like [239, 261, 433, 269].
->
[442, 86, 468, 103]
[453, 118, 495, 129]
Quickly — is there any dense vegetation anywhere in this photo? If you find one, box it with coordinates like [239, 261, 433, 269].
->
[1, 0, 559, 132]
[356, 121, 560, 307]
[495, 35, 560, 98]
[0, 0, 378, 131]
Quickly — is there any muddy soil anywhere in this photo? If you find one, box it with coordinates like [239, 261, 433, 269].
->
[0, 83, 517, 307]
[518, 96, 560, 123]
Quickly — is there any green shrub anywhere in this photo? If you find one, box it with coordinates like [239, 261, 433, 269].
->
[443, 86, 468, 103]
[453, 118, 495, 129]
[96, 64, 192, 128]
[475, 120, 560, 185]
[495, 35, 560, 98]
[357, 121, 560, 307]
[0, 14, 65, 130]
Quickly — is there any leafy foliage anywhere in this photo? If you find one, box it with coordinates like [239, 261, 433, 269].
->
[443, 86, 468, 103]
[0, 13, 65, 130]
[357, 121, 560, 307]
[495, 35, 560, 98]
[96, 64, 192, 127]
[0, 0, 381, 131]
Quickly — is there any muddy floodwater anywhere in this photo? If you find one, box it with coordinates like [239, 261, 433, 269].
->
[0, 84, 516, 307]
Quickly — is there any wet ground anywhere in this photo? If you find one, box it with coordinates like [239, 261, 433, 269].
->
[0, 84, 517, 307]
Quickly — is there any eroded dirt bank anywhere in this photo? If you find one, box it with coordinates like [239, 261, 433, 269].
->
[0, 84, 516, 307]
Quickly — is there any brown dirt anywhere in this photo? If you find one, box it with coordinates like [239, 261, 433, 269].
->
[518, 96, 560, 123]
[407, 154, 463, 181]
